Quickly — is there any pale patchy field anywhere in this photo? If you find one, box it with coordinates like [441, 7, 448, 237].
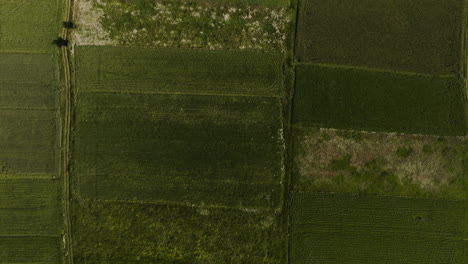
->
[292, 127, 468, 199]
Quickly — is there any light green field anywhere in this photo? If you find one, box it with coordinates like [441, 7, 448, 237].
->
[73, 46, 284, 209]
[72, 199, 286, 263]
[0, 0, 64, 53]
[295, 0, 465, 75]
[291, 192, 466, 264]
[0, 53, 60, 177]
[75, 46, 283, 97]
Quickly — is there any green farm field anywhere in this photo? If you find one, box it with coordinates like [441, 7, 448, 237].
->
[0, 53, 60, 177]
[293, 64, 467, 136]
[0, 0, 65, 53]
[0, 179, 63, 263]
[295, 0, 465, 75]
[75, 46, 284, 97]
[290, 192, 466, 264]
[73, 46, 284, 209]
[72, 199, 286, 264]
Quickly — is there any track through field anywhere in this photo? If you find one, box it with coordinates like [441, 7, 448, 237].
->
[60, 0, 74, 262]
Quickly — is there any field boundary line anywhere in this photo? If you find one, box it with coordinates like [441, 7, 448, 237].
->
[81, 89, 282, 99]
[82, 197, 276, 213]
[292, 125, 468, 141]
[294, 62, 460, 78]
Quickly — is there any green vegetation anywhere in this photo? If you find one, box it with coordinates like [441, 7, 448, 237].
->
[292, 127, 468, 199]
[295, 0, 465, 75]
[0, 54, 60, 176]
[72, 199, 286, 263]
[73, 92, 283, 208]
[0, 0, 64, 52]
[290, 192, 466, 264]
[0, 236, 63, 263]
[74, 0, 289, 50]
[75, 46, 283, 97]
[0, 179, 63, 263]
[0, 179, 63, 236]
[293, 65, 467, 136]
[73, 46, 284, 209]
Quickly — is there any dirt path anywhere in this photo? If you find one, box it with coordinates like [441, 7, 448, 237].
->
[61, 0, 74, 263]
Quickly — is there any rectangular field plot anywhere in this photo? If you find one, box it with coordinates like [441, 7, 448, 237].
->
[0, 54, 60, 177]
[295, 0, 465, 75]
[0, 179, 62, 236]
[293, 65, 467, 136]
[72, 199, 286, 263]
[75, 46, 283, 97]
[0, 236, 63, 263]
[292, 127, 468, 200]
[73, 92, 283, 208]
[0, 0, 64, 53]
[291, 192, 466, 264]
[0, 179, 63, 263]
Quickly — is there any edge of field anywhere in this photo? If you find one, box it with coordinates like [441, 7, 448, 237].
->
[285, 0, 300, 262]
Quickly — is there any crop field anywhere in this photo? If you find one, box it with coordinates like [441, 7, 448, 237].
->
[75, 46, 283, 97]
[0, 179, 63, 263]
[292, 127, 468, 199]
[0, 53, 60, 177]
[293, 65, 467, 136]
[290, 192, 466, 264]
[295, 0, 465, 75]
[0, 236, 63, 263]
[73, 46, 284, 209]
[0, 0, 64, 53]
[0, 179, 62, 235]
[73, 0, 289, 50]
[72, 199, 286, 264]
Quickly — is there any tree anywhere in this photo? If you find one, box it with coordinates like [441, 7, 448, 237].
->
[53, 37, 68, 47]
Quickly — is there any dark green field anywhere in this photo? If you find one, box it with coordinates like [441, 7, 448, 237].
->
[72, 199, 286, 264]
[295, 0, 465, 75]
[0, 0, 64, 53]
[75, 46, 283, 97]
[290, 192, 466, 264]
[0, 179, 62, 235]
[73, 46, 284, 209]
[0, 179, 63, 263]
[293, 65, 467, 136]
[0, 236, 63, 263]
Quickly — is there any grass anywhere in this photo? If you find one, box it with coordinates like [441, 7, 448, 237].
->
[74, 0, 289, 50]
[290, 192, 466, 264]
[72, 199, 287, 264]
[295, 0, 465, 75]
[293, 65, 467, 136]
[0, 53, 60, 177]
[75, 46, 283, 97]
[292, 127, 468, 200]
[0, 0, 64, 53]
